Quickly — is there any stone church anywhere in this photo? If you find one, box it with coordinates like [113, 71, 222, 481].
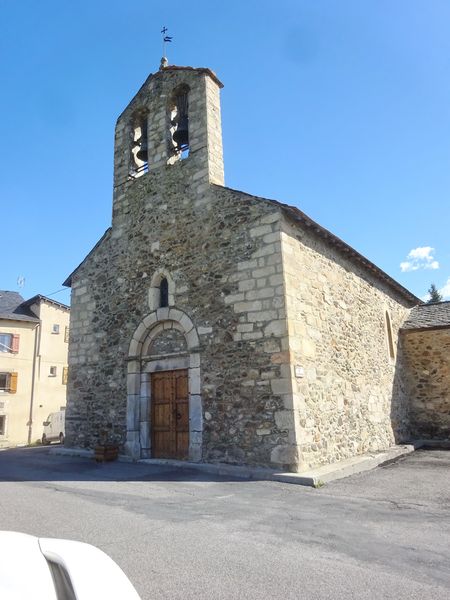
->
[64, 61, 449, 473]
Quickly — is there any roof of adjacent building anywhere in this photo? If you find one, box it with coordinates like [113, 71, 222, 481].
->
[401, 301, 450, 331]
[0, 291, 70, 323]
[0, 291, 40, 323]
[21, 294, 70, 312]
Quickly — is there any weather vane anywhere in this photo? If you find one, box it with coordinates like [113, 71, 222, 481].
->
[161, 26, 173, 62]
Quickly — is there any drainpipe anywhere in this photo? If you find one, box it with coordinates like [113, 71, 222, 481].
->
[27, 321, 40, 445]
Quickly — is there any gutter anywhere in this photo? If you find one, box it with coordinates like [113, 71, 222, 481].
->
[27, 321, 40, 445]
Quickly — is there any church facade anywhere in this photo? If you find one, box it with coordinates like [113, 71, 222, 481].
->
[64, 63, 448, 473]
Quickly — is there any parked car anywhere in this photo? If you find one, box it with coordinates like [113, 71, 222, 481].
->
[42, 409, 65, 445]
[0, 531, 141, 599]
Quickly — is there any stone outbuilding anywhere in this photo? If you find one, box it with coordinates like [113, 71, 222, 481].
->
[63, 61, 448, 472]
[401, 302, 450, 442]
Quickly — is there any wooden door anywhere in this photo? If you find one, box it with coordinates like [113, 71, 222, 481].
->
[151, 370, 189, 459]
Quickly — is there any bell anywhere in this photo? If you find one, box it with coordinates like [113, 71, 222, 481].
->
[173, 114, 189, 150]
[136, 139, 148, 162]
[172, 92, 189, 151]
[136, 120, 148, 162]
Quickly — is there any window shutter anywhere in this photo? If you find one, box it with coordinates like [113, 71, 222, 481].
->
[64, 327, 70, 343]
[11, 334, 20, 353]
[62, 367, 69, 385]
[9, 372, 18, 394]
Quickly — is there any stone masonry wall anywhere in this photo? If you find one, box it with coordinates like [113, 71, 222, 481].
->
[281, 216, 412, 470]
[66, 168, 300, 468]
[401, 328, 450, 440]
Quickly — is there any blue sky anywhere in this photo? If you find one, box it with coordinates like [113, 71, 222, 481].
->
[1, 0, 449, 306]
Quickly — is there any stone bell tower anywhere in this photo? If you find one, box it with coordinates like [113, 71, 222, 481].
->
[112, 61, 225, 196]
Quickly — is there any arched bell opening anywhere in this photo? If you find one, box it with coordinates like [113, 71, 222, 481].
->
[129, 109, 149, 177]
[168, 84, 190, 160]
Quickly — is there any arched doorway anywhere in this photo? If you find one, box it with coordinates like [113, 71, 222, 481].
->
[126, 308, 202, 462]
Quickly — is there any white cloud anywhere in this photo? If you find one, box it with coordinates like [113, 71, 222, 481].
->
[440, 278, 450, 300]
[399, 246, 439, 272]
[400, 261, 418, 272]
[408, 246, 434, 260]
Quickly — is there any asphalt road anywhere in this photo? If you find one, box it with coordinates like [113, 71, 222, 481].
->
[0, 447, 449, 599]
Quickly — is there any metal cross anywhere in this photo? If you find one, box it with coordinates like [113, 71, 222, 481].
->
[161, 26, 173, 59]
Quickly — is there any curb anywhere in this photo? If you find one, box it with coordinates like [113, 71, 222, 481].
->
[50, 444, 416, 487]
[139, 444, 415, 487]
[50, 447, 94, 459]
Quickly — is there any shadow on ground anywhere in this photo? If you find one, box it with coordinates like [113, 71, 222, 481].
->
[0, 446, 252, 483]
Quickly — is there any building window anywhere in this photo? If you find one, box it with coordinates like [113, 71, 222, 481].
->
[0, 415, 5, 436]
[52, 324, 60, 334]
[0, 373, 8, 391]
[148, 270, 174, 310]
[160, 277, 169, 308]
[62, 367, 68, 385]
[49, 366, 57, 377]
[64, 326, 70, 343]
[0, 334, 12, 353]
[385, 311, 395, 361]
[0, 333, 19, 353]
[0, 372, 17, 393]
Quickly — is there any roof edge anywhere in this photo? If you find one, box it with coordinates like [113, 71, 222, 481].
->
[160, 65, 224, 88]
[21, 295, 70, 311]
[213, 184, 421, 307]
[0, 314, 40, 324]
[63, 228, 112, 288]
[401, 324, 450, 334]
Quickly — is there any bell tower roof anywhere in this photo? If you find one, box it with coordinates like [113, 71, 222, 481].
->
[115, 64, 224, 124]
[158, 64, 224, 89]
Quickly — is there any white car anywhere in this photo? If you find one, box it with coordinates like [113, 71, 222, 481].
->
[0, 531, 141, 599]
[42, 410, 66, 445]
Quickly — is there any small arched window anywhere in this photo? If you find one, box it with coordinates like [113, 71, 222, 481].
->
[160, 278, 169, 308]
[148, 271, 174, 310]
[385, 311, 395, 361]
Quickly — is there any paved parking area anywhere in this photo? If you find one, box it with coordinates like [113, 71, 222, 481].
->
[0, 447, 449, 599]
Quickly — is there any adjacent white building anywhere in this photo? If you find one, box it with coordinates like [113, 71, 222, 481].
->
[0, 291, 70, 447]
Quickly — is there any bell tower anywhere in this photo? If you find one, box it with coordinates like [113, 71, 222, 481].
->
[112, 62, 225, 192]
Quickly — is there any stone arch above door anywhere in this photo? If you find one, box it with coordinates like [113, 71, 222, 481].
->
[125, 308, 201, 461]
